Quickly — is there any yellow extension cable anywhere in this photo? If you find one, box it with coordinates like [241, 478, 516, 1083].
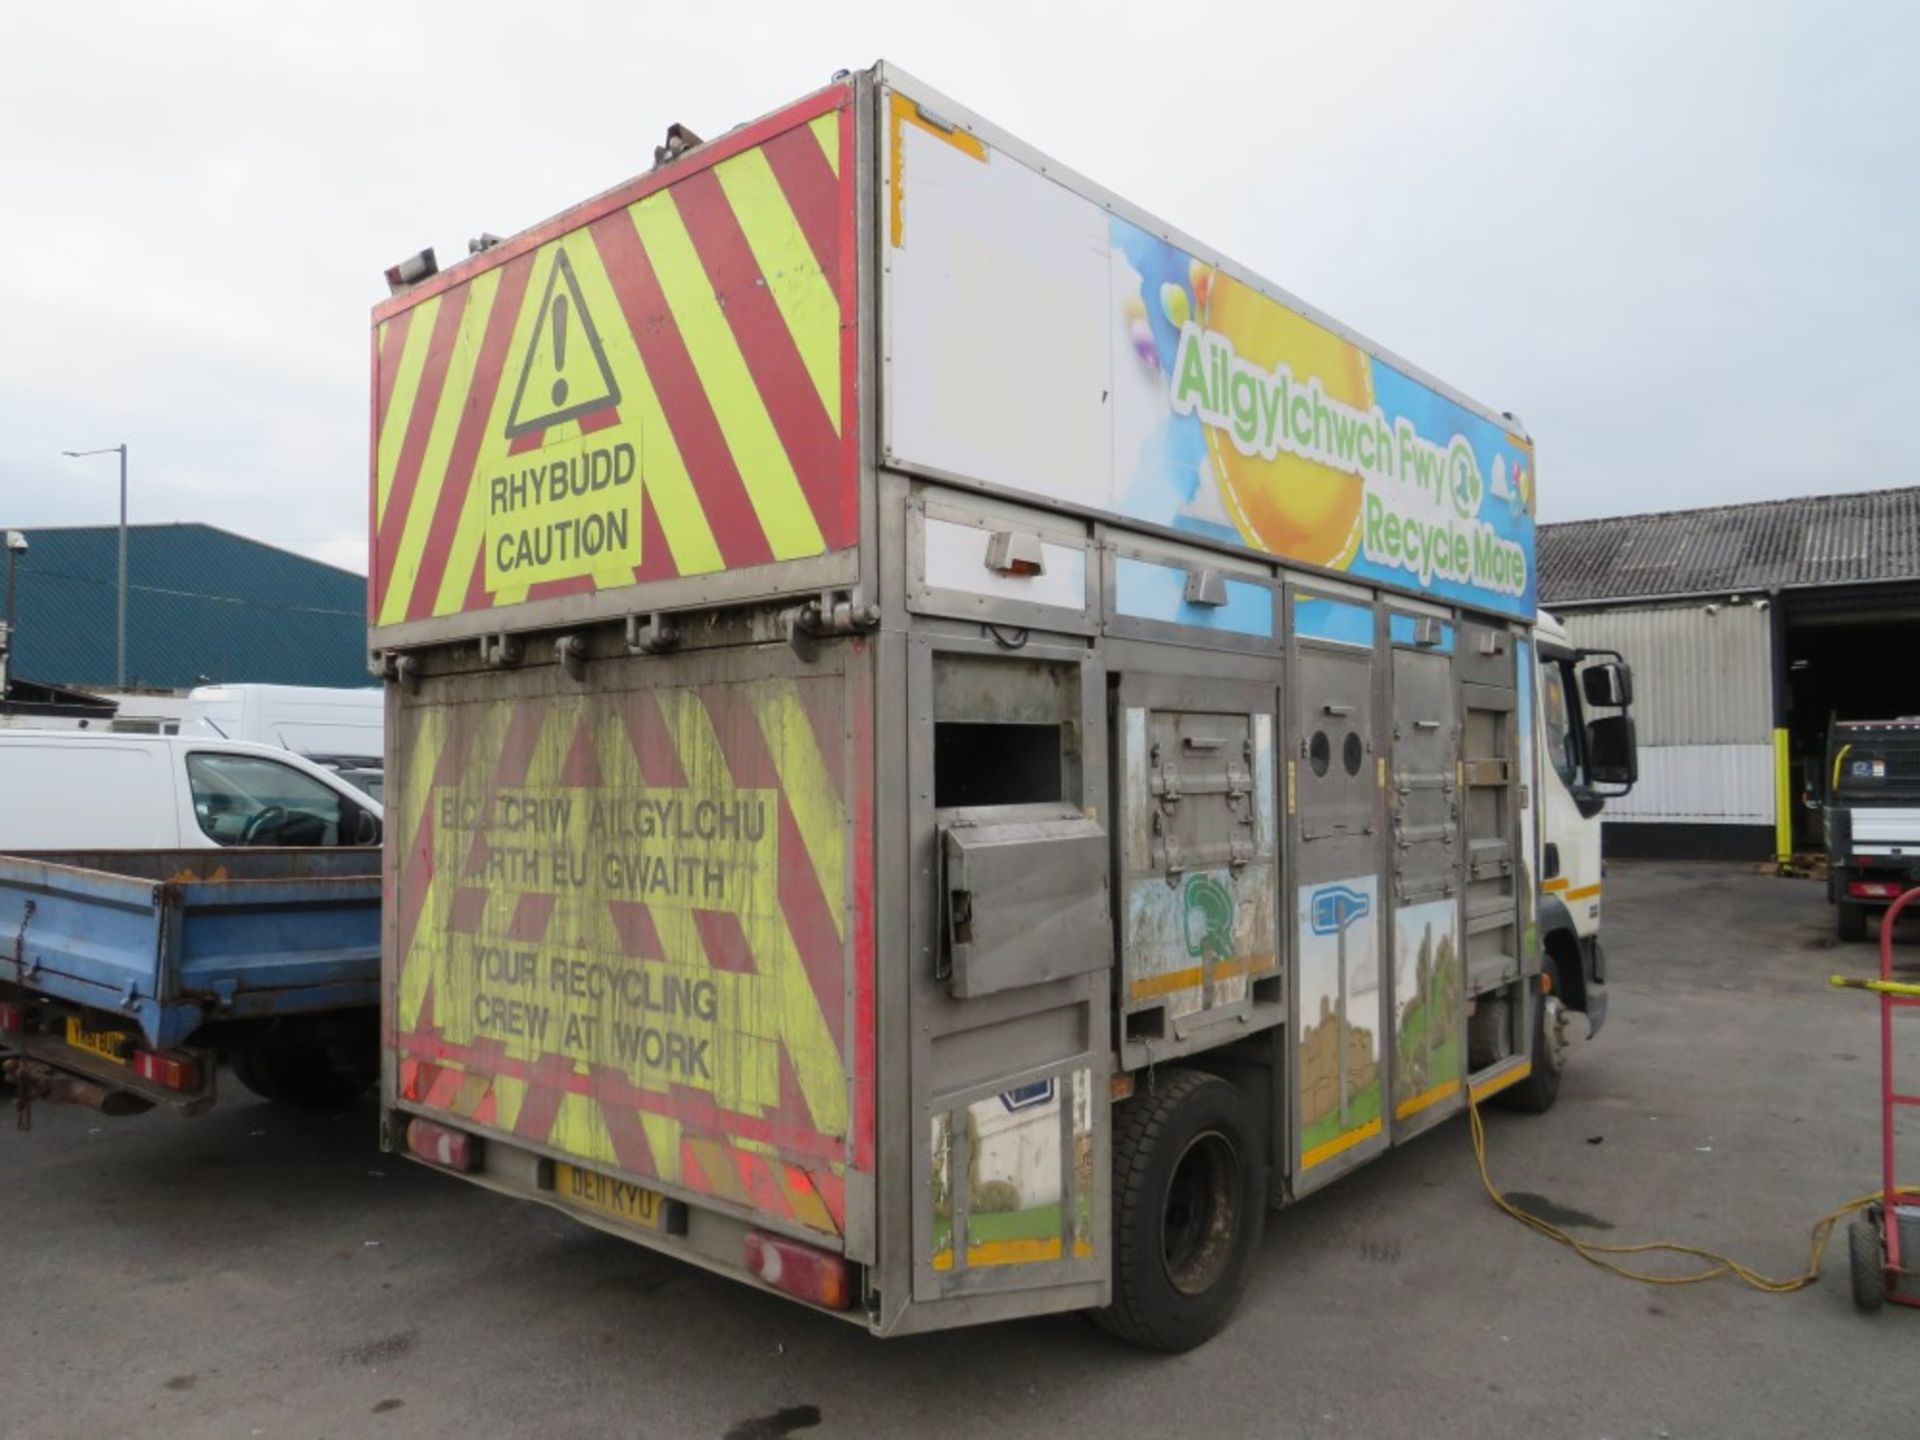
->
[1466, 1088, 1901, 1292]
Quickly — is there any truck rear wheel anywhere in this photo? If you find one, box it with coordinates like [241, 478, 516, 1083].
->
[1836, 901, 1868, 943]
[1095, 1067, 1264, 1351]
[232, 1018, 377, 1110]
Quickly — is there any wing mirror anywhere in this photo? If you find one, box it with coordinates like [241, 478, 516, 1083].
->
[1586, 714, 1638, 790]
[1581, 660, 1633, 709]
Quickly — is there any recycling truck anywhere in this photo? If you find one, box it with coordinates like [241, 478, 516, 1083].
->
[368, 63, 1636, 1349]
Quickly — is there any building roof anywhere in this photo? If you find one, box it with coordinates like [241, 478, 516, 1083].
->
[1539, 487, 1920, 606]
[3, 523, 368, 690]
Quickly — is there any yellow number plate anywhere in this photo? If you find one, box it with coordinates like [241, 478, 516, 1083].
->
[64, 1017, 130, 1065]
[552, 1163, 679, 1232]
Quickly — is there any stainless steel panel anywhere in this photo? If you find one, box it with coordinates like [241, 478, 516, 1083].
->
[931, 1005, 1089, 1093]
[1296, 648, 1376, 844]
[1286, 591, 1387, 1195]
[905, 635, 1109, 1309]
[1390, 647, 1458, 899]
[941, 807, 1110, 1000]
[1113, 670, 1281, 1070]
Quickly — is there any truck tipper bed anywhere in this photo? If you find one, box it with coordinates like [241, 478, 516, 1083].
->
[1, 848, 382, 1115]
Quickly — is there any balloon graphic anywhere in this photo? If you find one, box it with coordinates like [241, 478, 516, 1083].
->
[1130, 315, 1158, 369]
[1160, 281, 1190, 331]
[1190, 259, 1214, 314]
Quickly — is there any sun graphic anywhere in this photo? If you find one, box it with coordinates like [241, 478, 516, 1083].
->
[1188, 266, 1370, 569]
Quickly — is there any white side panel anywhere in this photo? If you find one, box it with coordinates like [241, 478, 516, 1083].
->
[885, 119, 1112, 506]
[1853, 809, 1920, 846]
[1603, 743, 1774, 823]
[922, 517, 1087, 609]
[0, 741, 180, 849]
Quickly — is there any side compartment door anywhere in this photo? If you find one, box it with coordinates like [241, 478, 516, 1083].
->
[1287, 591, 1387, 1193]
[1387, 617, 1467, 1137]
[907, 645, 1110, 1311]
[1113, 675, 1281, 1069]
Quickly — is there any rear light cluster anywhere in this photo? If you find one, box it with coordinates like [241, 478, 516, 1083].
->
[743, 1230, 854, 1310]
[1847, 881, 1909, 900]
[0, 1002, 23, 1034]
[405, 1117, 480, 1173]
[132, 1050, 200, 1091]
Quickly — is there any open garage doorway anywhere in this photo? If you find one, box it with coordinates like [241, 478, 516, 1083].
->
[1782, 586, 1920, 852]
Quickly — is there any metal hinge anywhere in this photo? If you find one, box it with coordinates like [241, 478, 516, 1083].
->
[625, 612, 682, 656]
[783, 590, 879, 662]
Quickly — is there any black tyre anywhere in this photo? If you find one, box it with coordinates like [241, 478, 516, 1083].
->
[1095, 1067, 1265, 1351]
[1850, 1214, 1886, 1312]
[231, 1019, 376, 1109]
[1836, 902, 1868, 943]
[1503, 954, 1566, 1115]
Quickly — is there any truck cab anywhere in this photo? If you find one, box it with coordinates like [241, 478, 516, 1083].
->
[1532, 610, 1636, 1069]
[1823, 719, 1920, 940]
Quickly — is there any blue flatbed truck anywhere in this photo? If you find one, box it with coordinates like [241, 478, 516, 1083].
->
[0, 849, 382, 1117]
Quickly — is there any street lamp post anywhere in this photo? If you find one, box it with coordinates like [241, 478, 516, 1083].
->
[62, 443, 128, 689]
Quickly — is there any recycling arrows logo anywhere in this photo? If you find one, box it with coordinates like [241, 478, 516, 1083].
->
[504, 248, 622, 438]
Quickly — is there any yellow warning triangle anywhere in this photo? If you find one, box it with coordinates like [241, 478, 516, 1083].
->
[504, 247, 621, 437]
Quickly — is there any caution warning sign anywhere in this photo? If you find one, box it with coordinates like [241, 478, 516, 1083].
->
[370, 84, 861, 628]
[505, 249, 621, 437]
[485, 245, 643, 592]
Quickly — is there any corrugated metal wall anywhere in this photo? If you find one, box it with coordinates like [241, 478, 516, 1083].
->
[1557, 603, 1775, 825]
[1559, 603, 1772, 744]
[1597, 744, 1775, 823]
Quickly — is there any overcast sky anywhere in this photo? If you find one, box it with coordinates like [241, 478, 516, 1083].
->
[1, 0, 1911, 575]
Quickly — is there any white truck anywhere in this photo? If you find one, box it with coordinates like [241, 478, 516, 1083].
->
[1823, 718, 1920, 940]
[181, 683, 384, 800]
[367, 63, 1635, 1349]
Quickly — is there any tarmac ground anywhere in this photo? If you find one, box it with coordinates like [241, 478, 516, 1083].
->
[5, 859, 1916, 1439]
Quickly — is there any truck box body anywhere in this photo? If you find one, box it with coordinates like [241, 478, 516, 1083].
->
[373, 65, 1549, 1335]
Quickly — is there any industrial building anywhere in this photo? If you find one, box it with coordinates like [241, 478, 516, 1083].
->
[0, 523, 368, 701]
[1539, 486, 1920, 860]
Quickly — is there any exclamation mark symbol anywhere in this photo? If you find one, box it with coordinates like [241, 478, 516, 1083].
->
[549, 294, 569, 407]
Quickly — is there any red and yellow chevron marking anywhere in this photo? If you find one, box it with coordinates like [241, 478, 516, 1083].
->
[387, 667, 868, 1239]
[369, 83, 857, 629]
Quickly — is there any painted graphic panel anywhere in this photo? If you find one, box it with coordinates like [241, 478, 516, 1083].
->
[1119, 708, 1277, 1027]
[930, 1069, 1094, 1272]
[885, 97, 1535, 621]
[1297, 876, 1382, 1167]
[1113, 221, 1534, 620]
[1391, 898, 1464, 1120]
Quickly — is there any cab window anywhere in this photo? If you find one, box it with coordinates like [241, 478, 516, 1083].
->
[186, 752, 359, 846]
[1541, 661, 1581, 788]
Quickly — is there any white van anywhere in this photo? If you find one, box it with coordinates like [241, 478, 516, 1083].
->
[0, 731, 382, 852]
[180, 684, 385, 802]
